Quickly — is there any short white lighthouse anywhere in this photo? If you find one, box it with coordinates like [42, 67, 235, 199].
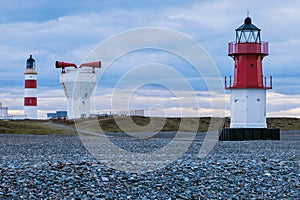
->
[220, 16, 280, 140]
[24, 55, 38, 119]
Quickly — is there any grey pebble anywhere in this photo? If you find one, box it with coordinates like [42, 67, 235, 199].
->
[101, 177, 109, 182]
[0, 131, 298, 199]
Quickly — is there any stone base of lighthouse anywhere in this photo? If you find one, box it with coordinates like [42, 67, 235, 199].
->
[219, 128, 280, 141]
[219, 88, 280, 141]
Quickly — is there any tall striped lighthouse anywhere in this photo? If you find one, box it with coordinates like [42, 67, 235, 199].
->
[24, 55, 37, 119]
[219, 16, 280, 141]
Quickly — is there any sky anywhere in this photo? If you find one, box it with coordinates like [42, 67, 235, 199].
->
[0, 0, 299, 118]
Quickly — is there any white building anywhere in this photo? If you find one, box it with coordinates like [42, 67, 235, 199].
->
[56, 61, 100, 119]
[0, 102, 8, 119]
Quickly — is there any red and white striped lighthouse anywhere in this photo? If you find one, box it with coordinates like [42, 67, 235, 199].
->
[24, 55, 37, 119]
[220, 16, 280, 140]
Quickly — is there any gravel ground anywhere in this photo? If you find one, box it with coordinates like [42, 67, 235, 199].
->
[0, 131, 299, 199]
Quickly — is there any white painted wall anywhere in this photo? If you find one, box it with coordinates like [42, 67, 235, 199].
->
[230, 88, 267, 128]
[24, 74, 37, 80]
[24, 106, 37, 119]
[60, 68, 97, 119]
[0, 107, 8, 119]
[24, 88, 37, 97]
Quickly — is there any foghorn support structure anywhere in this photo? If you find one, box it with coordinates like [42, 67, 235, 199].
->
[56, 60, 101, 119]
[56, 61, 77, 73]
[219, 16, 280, 141]
[79, 61, 101, 73]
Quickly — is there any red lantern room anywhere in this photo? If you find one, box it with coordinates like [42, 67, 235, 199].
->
[225, 17, 272, 89]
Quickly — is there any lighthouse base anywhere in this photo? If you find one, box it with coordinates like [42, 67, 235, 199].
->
[230, 89, 267, 128]
[219, 128, 280, 141]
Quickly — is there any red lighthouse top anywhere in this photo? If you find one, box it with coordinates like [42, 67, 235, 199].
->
[225, 17, 272, 89]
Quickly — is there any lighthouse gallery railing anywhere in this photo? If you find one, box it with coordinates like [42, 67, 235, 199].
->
[228, 42, 268, 55]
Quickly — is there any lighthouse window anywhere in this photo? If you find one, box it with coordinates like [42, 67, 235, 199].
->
[250, 64, 254, 68]
[257, 98, 260, 102]
[234, 99, 238, 102]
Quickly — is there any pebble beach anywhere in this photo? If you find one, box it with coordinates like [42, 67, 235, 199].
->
[0, 131, 299, 199]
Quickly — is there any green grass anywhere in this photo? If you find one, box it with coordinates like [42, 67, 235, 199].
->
[267, 117, 300, 130]
[1, 117, 299, 135]
[0, 120, 76, 135]
[74, 116, 225, 133]
[75, 116, 300, 133]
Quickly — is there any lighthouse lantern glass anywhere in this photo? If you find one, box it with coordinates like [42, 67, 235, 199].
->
[26, 55, 35, 69]
[235, 17, 261, 43]
[236, 29, 261, 43]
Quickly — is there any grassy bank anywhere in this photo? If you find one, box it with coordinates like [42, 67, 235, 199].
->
[75, 116, 300, 133]
[267, 117, 300, 130]
[1, 117, 299, 134]
[0, 120, 75, 134]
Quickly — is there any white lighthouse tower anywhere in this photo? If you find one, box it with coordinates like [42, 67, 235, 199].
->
[24, 55, 38, 119]
[55, 61, 101, 119]
[220, 16, 280, 140]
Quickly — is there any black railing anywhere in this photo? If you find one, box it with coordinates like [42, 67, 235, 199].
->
[224, 76, 272, 89]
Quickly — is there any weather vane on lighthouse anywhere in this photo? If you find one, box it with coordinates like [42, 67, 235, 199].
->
[220, 15, 280, 140]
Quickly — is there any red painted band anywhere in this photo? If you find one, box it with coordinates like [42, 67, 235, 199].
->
[24, 97, 37, 106]
[25, 80, 37, 88]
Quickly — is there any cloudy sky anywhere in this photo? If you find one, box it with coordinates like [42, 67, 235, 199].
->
[0, 0, 299, 118]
